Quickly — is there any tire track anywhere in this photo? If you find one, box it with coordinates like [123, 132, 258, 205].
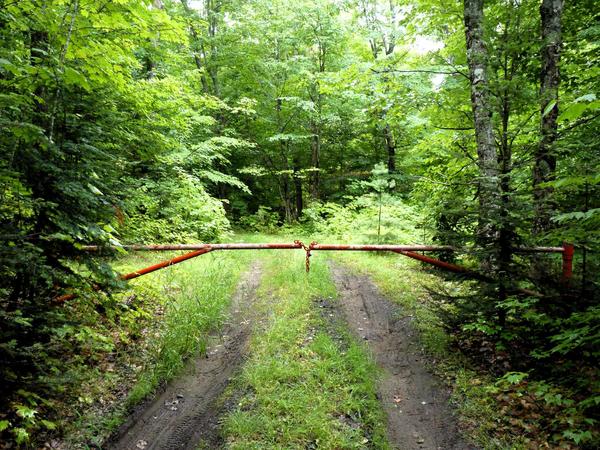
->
[108, 261, 262, 450]
[329, 262, 476, 450]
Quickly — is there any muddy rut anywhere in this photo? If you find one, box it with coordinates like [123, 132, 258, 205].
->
[330, 263, 474, 450]
[108, 261, 262, 450]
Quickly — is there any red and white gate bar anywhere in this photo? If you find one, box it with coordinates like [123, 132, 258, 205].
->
[55, 242, 574, 303]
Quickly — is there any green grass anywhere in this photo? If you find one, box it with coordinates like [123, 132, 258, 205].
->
[123, 250, 253, 405]
[222, 250, 389, 449]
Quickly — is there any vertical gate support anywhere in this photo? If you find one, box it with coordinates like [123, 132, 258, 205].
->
[561, 242, 574, 284]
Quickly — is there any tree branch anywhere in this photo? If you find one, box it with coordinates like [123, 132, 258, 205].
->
[371, 68, 463, 76]
[558, 112, 600, 136]
[433, 126, 474, 131]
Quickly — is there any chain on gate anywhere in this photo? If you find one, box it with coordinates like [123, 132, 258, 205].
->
[295, 240, 318, 273]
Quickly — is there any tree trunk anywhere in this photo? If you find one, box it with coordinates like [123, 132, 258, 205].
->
[282, 176, 293, 223]
[498, 98, 511, 326]
[293, 158, 303, 218]
[206, 0, 221, 97]
[385, 0, 397, 56]
[497, 10, 519, 325]
[463, 0, 500, 268]
[533, 0, 563, 234]
[362, 0, 397, 172]
[309, 41, 325, 200]
[144, 0, 163, 80]
[382, 2, 397, 174]
[384, 122, 396, 173]
[180, 0, 211, 93]
[310, 122, 320, 199]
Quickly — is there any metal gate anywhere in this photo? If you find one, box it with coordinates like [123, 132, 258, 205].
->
[56, 241, 574, 302]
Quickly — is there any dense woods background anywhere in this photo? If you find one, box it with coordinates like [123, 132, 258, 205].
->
[1, 0, 598, 446]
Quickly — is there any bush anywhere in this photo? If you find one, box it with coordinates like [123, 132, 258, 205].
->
[120, 173, 230, 243]
[299, 196, 423, 244]
[237, 206, 280, 233]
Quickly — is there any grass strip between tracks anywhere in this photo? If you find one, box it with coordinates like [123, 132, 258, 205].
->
[222, 250, 389, 449]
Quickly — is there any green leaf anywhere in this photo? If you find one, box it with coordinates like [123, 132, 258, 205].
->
[102, 224, 117, 234]
[13, 428, 29, 444]
[575, 93, 597, 102]
[542, 100, 556, 117]
[500, 371, 529, 385]
[560, 102, 589, 121]
[562, 430, 593, 445]
[0, 420, 10, 432]
[15, 405, 37, 419]
[63, 66, 91, 90]
[560, 96, 600, 121]
[40, 419, 57, 430]
[87, 183, 103, 196]
[47, 232, 75, 243]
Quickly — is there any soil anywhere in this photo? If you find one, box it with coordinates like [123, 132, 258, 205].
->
[107, 261, 262, 450]
[107, 260, 474, 450]
[329, 263, 476, 450]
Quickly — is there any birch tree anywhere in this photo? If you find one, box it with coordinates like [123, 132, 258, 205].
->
[533, 0, 563, 234]
[463, 0, 500, 266]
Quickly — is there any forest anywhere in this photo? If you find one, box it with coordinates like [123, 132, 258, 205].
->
[0, 0, 598, 448]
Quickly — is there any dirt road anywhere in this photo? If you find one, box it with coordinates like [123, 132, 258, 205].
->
[108, 260, 473, 450]
[330, 263, 474, 450]
[108, 262, 262, 450]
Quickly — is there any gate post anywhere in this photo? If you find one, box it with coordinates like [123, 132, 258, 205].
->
[561, 242, 574, 284]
